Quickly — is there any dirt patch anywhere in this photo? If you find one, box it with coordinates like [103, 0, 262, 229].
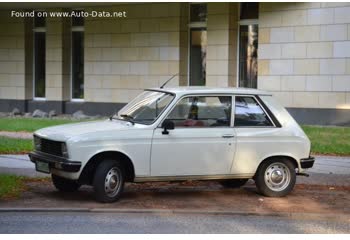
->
[1, 179, 349, 217]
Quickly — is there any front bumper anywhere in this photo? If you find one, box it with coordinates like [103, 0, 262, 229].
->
[29, 151, 81, 173]
[300, 156, 315, 169]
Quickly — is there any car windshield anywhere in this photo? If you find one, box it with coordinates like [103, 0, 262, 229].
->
[115, 91, 174, 125]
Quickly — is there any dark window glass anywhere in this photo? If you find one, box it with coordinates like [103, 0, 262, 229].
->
[239, 24, 258, 88]
[234, 96, 272, 127]
[190, 29, 207, 86]
[72, 31, 84, 99]
[34, 32, 46, 98]
[34, 12, 46, 27]
[72, 11, 84, 26]
[240, 3, 259, 20]
[190, 4, 207, 22]
[166, 96, 232, 128]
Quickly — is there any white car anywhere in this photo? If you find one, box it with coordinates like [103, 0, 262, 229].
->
[29, 87, 315, 203]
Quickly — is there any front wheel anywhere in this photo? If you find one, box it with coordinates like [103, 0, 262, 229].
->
[255, 158, 296, 197]
[93, 160, 125, 203]
[52, 174, 81, 192]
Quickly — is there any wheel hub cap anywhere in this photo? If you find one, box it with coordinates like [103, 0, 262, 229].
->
[264, 162, 291, 192]
[104, 167, 120, 197]
[271, 170, 283, 184]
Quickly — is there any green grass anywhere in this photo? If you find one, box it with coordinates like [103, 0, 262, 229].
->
[0, 137, 33, 154]
[0, 118, 85, 132]
[0, 174, 26, 199]
[302, 125, 350, 156]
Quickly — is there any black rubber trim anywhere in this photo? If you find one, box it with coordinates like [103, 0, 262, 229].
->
[255, 95, 282, 128]
[29, 151, 81, 172]
[300, 156, 315, 169]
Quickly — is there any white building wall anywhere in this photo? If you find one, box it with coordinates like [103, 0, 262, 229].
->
[258, 2, 350, 110]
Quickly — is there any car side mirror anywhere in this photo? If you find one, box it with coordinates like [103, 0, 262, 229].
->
[161, 120, 175, 135]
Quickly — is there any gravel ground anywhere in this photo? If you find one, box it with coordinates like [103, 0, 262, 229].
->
[1, 179, 349, 217]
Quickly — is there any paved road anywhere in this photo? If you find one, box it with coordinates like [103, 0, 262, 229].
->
[0, 155, 46, 177]
[0, 212, 349, 233]
[309, 155, 350, 175]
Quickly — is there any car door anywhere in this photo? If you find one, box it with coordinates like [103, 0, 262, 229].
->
[230, 95, 281, 175]
[150, 95, 236, 177]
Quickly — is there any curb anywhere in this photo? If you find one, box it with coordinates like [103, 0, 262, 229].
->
[0, 208, 349, 221]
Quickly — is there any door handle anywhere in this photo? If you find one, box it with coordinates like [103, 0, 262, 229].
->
[222, 134, 235, 138]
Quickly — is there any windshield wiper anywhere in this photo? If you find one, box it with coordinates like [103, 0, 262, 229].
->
[119, 114, 135, 125]
[109, 114, 135, 125]
[109, 115, 118, 121]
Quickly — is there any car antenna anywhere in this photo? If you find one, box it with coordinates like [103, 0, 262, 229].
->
[160, 73, 178, 89]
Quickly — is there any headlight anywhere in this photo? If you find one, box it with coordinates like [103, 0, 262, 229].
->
[61, 143, 69, 158]
[34, 136, 41, 151]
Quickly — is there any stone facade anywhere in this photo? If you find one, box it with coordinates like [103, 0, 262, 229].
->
[0, 11, 25, 100]
[84, 3, 181, 103]
[258, 2, 350, 110]
[0, 2, 349, 124]
[207, 2, 234, 87]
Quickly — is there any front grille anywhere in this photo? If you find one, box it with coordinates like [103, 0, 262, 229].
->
[35, 136, 63, 157]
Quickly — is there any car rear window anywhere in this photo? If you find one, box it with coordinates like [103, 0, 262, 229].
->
[234, 96, 273, 127]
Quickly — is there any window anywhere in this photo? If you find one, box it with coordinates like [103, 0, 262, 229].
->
[33, 13, 46, 98]
[71, 11, 84, 99]
[117, 91, 174, 125]
[240, 2, 259, 20]
[72, 11, 84, 26]
[166, 96, 232, 128]
[190, 29, 207, 86]
[234, 96, 273, 127]
[189, 3, 207, 86]
[34, 11, 46, 28]
[190, 3, 207, 22]
[238, 3, 259, 88]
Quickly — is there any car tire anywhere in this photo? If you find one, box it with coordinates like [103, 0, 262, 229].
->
[93, 160, 125, 203]
[220, 179, 248, 188]
[255, 158, 296, 197]
[52, 174, 81, 192]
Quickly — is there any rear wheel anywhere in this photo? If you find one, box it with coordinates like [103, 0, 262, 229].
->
[52, 174, 81, 192]
[255, 158, 296, 197]
[220, 179, 248, 188]
[93, 160, 125, 203]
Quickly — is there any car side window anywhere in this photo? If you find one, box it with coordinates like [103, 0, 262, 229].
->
[234, 96, 273, 127]
[166, 96, 232, 127]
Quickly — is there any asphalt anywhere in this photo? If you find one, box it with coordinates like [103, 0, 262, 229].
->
[0, 154, 46, 177]
[0, 211, 348, 234]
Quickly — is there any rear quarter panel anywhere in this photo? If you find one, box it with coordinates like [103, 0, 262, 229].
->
[230, 95, 311, 175]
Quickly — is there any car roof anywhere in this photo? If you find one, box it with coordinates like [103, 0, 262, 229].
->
[146, 87, 272, 96]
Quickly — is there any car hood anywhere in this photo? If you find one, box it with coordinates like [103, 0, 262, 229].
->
[34, 119, 135, 141]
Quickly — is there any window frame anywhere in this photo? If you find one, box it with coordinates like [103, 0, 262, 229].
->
[160, 94, 234, 129]
[233, 95, 276, 128]
[188, 2, 207, 86]
[33, 16, 46, 101]
[70, 12, 85, 102]
[188, 27, 207, 86]
[236, 2, 259, 88]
